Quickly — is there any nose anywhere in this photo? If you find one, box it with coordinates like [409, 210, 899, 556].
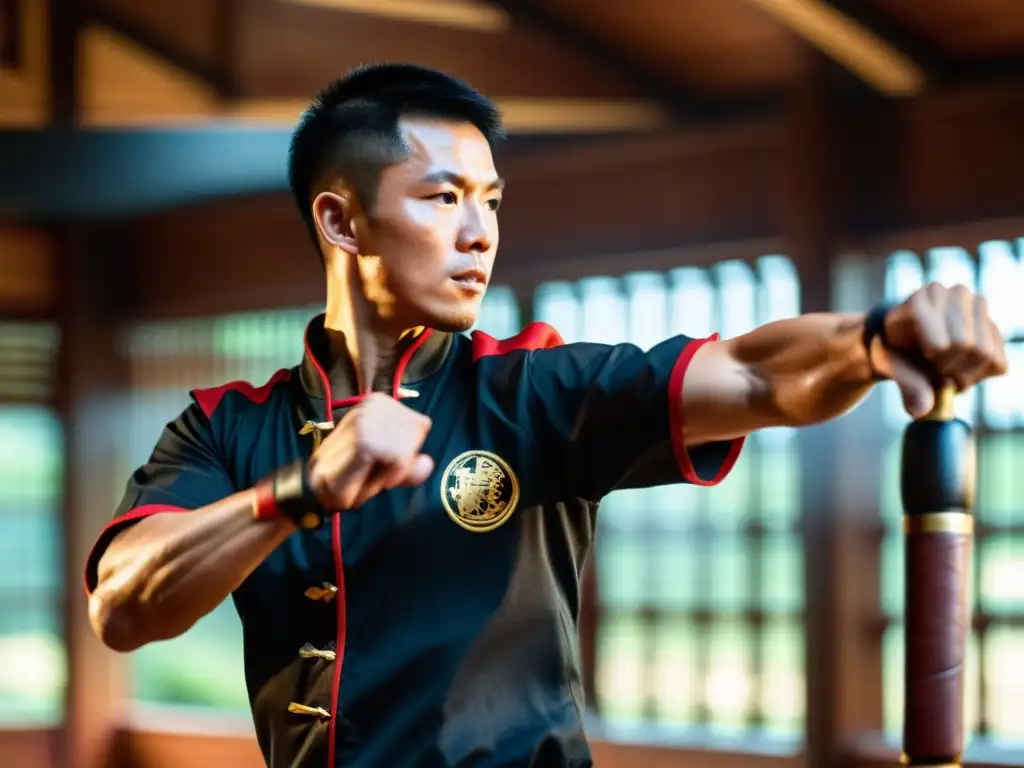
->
[456, 200, 494, 255]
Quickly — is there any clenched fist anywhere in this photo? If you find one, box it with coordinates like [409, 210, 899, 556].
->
[873, 282, 1009, 417]
[307, 393, 435, 510]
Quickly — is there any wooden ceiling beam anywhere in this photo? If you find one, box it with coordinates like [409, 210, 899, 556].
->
[744, 0, 927, 97]
[487, 0, 776, 122]
[81, 0, 235, 96]
[233, 0, 646, 102]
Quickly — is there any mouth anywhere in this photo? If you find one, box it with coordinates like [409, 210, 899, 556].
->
[450, 268, 488, 293]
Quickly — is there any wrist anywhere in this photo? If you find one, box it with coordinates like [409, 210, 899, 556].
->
[862, 302, 896, 381]
[252, 460, 327, 530]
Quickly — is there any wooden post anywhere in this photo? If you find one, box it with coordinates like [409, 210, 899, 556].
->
[57, 224, 129, 768]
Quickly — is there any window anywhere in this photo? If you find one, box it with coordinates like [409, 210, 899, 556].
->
[535, 257, 805, 745]
[0, 323, 64, 726]
[119, 290, 520, 712]
[881, 241, 1024, 745]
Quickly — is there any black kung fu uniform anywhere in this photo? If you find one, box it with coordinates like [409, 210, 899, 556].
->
[84, 314, 744, 768]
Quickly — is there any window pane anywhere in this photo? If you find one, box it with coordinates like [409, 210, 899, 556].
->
[668, 268, 715, 338]
[705, 455, 751, 532]
[714, 261, 757, 340]
[533, 282, 579, 343]
[880, 438, 903, 526]
[650, 534, 700, 611]
[756, 256, 801, 324]
[981, 342, 1024, 430]
[761, 618, 805, 736]
[596, 534, 648, 610]
[705, 617, 753, 732]
[623, 271, 669, 351]
[596, 612, 645, 720]
[579, 276, 628, 345]
[758, 444, 800, 530]
[649, 616, 700, 724]
[707, 535, 751, 612]
[879, 532, 904, 615]
[0, 405, 64, 726]
[130, 601, 249, 711]
[985, 627, 1024, 740]
[761, 535, 804, 612]
[977, 241, 1023, 339]
[977, 432, 1024, 528]
[474, 284, 520, 340]
[979, 535, 1024, 614]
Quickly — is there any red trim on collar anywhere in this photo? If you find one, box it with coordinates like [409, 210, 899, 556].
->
[471, 322, 565, 360]
[192, 369, 291, 420]
[302, 315, 433, 411]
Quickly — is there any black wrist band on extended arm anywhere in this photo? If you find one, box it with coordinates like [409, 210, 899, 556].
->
[253, 459, 327, 529]
[863, 302, 896, 382]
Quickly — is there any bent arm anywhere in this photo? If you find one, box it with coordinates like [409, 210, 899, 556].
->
[681, 312, 874, 445]
[89, 492, 295, 652]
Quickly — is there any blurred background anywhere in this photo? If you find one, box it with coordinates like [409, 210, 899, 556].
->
[1, 0, 1024, 766]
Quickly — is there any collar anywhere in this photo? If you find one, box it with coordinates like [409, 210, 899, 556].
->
[299, 313, 451, 413]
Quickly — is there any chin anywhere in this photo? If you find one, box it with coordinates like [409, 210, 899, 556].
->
[409, 296, 480, 334]
[429, 314, 477, 334]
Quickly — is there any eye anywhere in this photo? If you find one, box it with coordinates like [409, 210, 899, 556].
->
[486, 198, 502, 212]
[432, 191, 457, 205]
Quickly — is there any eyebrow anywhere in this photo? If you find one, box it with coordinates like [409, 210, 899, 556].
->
[419, 170, 505, 192]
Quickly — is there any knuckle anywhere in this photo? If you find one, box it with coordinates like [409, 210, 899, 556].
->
[950, 283, 971, 300]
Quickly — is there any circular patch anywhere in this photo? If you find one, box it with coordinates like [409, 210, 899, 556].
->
[441, 450, 520, 533]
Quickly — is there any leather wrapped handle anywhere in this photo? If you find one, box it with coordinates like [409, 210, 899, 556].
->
[900, 385, 974, 766]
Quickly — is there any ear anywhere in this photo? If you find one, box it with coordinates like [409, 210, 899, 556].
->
[312, 190, 359, 256]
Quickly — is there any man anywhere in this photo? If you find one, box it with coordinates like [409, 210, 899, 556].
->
[85, 63, 1007, 768]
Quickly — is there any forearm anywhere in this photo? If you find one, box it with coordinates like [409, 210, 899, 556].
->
[89, 492, 295, 652]
[683, 312, 874, 444]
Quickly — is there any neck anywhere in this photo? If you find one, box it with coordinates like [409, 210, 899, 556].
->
[323, 256, 421, 396]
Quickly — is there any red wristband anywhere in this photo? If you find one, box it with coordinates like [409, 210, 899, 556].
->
[251, 479, 282, 522]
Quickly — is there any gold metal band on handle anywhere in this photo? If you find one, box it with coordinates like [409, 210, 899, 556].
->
[899, 758, 960, 768]
[902, 511, 973, 536]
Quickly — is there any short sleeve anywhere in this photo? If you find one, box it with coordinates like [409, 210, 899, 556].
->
[83, 399, 237, 595]
[475, 333, 744, 501]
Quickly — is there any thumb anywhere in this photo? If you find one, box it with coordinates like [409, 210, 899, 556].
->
[399, 453, 435, 487]
[887, 352, 935, 419]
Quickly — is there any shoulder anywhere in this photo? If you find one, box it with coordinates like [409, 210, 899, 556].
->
[470, 322, 566, 361]
[190, 368, 294, 421]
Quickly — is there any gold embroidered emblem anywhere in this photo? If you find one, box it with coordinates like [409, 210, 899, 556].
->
[441, 450, 519, 533]
[298, 420, 334, 451]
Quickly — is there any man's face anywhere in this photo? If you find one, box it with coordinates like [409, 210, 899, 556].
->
[355, 117, 502, 333]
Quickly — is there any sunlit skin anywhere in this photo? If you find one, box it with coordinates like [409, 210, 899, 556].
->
[311, 117, 504, 394]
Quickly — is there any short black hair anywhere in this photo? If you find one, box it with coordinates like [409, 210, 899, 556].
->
[288, 63, 506, 251]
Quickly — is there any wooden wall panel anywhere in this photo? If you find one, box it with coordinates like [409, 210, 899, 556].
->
[0, 0, 49, 126]
[108, 119, 786, 321]
[79, 24, 219, 126]
[0, 729, 59, 768]
[234, 0, 645, 101]
[896, 81, 1024, 230]
[0, 223, 55, 315]
[84, 0, 225, 76]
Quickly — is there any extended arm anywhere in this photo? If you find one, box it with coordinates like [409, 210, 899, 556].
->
[89, 496, 295, 652]
[680, 284, 1007, 447]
